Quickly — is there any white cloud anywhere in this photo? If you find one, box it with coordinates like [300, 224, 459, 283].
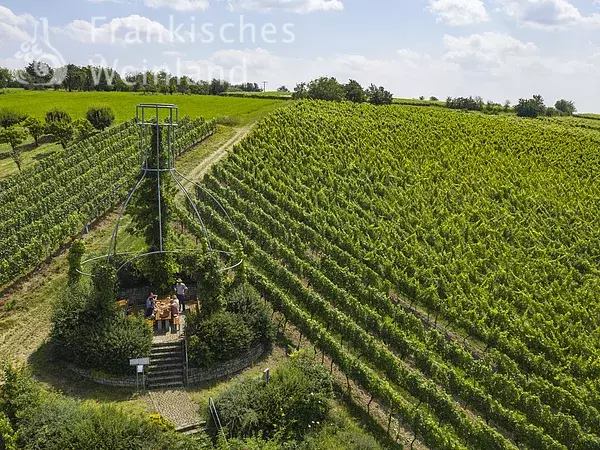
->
[427, 0, 489, 26]
[226, 0, 343, 14]
[143, 0, 210, 11]
[0, 5, 36, 42]
[496, 0, 600, 29]
[54, 15, 180, 45]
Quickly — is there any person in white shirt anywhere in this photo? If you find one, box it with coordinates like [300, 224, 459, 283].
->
[175, 278, 188, 312]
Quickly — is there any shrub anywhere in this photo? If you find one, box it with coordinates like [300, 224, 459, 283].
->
[196, 252, 224, 317]
[0, 367, 210, 450]
[73, 118, 95, 139]
[0, 108, 27, 128]
[86, 106, 115, 130]
[45, 120, 74, 149]
[210, 351, 333, 441]
[22, 116, 45, 146]
[45, 108, 71, 124]
[515, 95, 546, 118]
[0, 412, 17, 450]
[187, 311, 253, 368]
[51, 276, 153, 376]
[225, 283, 274, 344]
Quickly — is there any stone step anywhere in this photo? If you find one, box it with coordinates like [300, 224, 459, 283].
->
[148, 380, 184, 389]
[176, 422, 206, 435]
[152, 342, 183, 350]
[147, 373, 184, 383]
[151, 354, 183, 362]
[149, 367, 183, 377]
[151, 349, 183, 358]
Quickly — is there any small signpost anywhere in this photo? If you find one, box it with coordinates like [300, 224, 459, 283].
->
[263, 368, 270, 384]
[130, 357, 150, 391]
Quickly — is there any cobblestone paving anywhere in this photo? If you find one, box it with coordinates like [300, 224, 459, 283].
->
[153, 314, 186, 344]
[148, 388, 201, 428]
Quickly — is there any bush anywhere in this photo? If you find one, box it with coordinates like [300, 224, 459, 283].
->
[51, 277, 153, 376]
[73, 118, 95, 139]
[210, 351, 333, 441]
[0, 412, 17, 450]
[515, 95, 546, 118]
[0, 108, 27, 128]
[225, 283, 274, 344]
[0, 367, 211, 450]
[45, 120, 74, 149]
[86, 106, 115, 130]
[187, 311, 253, 367]
[45, 108, 71, 124]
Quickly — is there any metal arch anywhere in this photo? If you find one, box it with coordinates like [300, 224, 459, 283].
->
[169, 170, 213, 252]
[79, 177, 135, 238]
[173, 169, 241, 244]
[77, 249, 242, 277]
[77, 103, 242, 278]
[108, 170, 147, 264]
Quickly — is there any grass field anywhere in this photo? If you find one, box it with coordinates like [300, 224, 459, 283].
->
[0, 89, 282, 123]
[0, 90, 281, 178]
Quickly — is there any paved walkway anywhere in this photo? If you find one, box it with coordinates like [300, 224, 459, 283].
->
[148, 388, 202, 428]
[153, 313, 186, 344]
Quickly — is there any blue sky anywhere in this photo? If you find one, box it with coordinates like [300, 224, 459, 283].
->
[1, 0, 599, 111]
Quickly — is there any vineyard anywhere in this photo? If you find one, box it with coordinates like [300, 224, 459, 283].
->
[176, 101, 600, 449]
[0, 117, 217, 287]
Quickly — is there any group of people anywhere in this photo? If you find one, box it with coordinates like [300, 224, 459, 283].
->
[144, 278, 189, 320]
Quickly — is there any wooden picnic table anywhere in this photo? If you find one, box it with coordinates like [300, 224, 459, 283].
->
[154, 300, 172, 331]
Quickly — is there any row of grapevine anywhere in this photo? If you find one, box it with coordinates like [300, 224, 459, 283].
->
[0, 117, 217, 287]
[174, 101, 600, 448]
[199, 172, 599, 448]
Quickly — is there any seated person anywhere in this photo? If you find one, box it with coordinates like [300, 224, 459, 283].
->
[145, 292, 157, 318]
[170, 296, 180, 317]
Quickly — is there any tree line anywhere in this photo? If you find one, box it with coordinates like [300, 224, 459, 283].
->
[0, 61, 264, 95]
[445, 95, 577, 117]
[292, 77, 394, 105]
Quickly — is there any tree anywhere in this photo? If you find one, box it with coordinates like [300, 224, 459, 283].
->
[306, 77, 345, 102]
[24, 61, 54, 86]
[46, 121, 74, 149]
[366, 84, 393, 105]
[430, 96, 439, 102]
[515, 95, 546, 118]
[86, 105, 115, 130]
[504, 100, 511, 113]
[45, 108, 72, 124]
[344, 79, 366, 103]
[277, 85, 290, 92]
[22, 117, 45, 147]
[0, 67, 11, 89]
[555, 99, 576, 116]
[196, 252, 225, 318]
[0, 127, 27, 172]
[292, 82, 308, 99]
[73, 118, 95, 139]
[0, 108, 27, 128]
[129, 123, 177, 291]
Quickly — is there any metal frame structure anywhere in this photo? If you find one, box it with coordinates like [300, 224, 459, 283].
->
[78, 104, 240, 276]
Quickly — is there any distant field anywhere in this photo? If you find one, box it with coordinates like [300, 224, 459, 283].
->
[0, 89, 282, 123]
[0, 89, 282, 177]
[221, 91, 292, 100]
[393, 97, 445, 107]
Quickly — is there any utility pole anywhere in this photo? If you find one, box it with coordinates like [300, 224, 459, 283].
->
[262, 81, 267, 92]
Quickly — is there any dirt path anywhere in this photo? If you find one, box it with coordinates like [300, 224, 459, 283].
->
[181, 123, 253, 188]
[0, 123, 256, 368]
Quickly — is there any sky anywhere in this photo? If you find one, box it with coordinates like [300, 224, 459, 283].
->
[0, 0, 599, 111]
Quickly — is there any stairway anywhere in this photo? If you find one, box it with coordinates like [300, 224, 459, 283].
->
[176, 422, 207, 435]
[147, 341, 185, 389]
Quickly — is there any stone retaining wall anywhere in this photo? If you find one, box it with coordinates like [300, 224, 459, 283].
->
[187, 343, 266, 385]
[66, 364, 141, 388]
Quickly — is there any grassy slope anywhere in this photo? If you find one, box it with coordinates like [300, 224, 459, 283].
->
[0, 90, 280, 178]
[0, 89, 282, 123]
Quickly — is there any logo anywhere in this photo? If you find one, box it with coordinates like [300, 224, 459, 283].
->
[14, 18, 66, 86]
